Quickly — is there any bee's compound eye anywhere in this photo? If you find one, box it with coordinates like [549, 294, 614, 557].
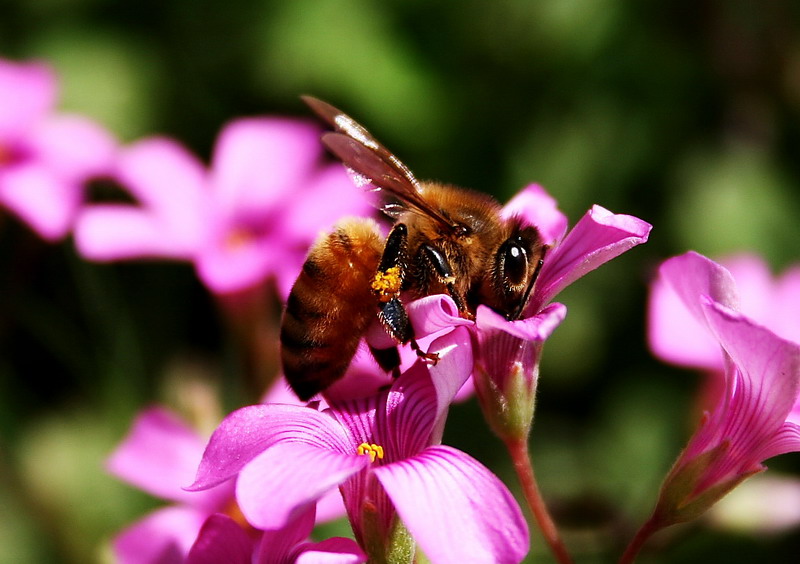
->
[502, 241, 528, 287]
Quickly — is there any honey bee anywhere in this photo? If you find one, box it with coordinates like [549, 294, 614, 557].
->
[280, 97, 548, 400]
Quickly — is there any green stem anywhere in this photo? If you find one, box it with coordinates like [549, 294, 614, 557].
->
[505, 436, 573, 564]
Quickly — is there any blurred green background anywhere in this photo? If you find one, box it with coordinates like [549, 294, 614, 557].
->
[2, 0, 800, 562]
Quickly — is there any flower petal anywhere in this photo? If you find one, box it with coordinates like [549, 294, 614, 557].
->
[702, 299, 800, 460]
[374, 325, 476, 424]
[759, 423, 800, 461]
[108, 407, 228, 510]
[236, 442, 367, 530]
[75, 206, 196, 260]
[648, 272, 724, 370]
[474, 304, 565, 394]
[113, 506, 208, 564]
[0, 59, 56, 138]
[0, 162, 78, 240]
[258, 504, 315, 563]
[501, 183, 568, 246]
[721, 255, 773, 324]
[770, 265, 800, 345]
[186, 514, 253, 564]
[76, 138, 208, 260]
[363, 294, 473, 356]
[29, 114, 116, 180]
[374, 445, 529, 564]
[531, 205, 651, 311]
[406, 294, 474, 337]
[658, 251, 739, 326]
[189, 404, 353, 491]
[279, 164, 373, 244]
[315, 488, 347, 524]
[194, 234, 286, 295]
[211, 118, 321, 216]
[379, 363, 438, 458]
[292, 539, 367, 564]
[427, 326, 476, 419]
[477, 302, 566, 342]
[116, 137, 208, 230]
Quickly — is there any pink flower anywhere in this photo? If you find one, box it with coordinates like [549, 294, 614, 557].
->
[75, 118, 372, 296]
[186, 509, 365, 564]
[107, 407, 235, 564]
[508, 185, 652, 317]
[473, 184, 652, 439]
[108, 381, 345, 564]
[0, 58, 116, 240]
[188, 328, 530, 563]
[649, 253, 800, 371]
[642, 252, 800, 527]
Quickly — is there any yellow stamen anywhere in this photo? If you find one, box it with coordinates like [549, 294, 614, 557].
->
[371, 267, 402, 302]
[223, 498, 258, 536]
[357, 442, 385, 463]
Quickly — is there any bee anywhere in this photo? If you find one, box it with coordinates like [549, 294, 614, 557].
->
[280, 97, 548, 400]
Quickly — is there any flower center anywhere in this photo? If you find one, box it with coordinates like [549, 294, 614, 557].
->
[371, 267, 402, 302]
[357, 442, 385, 463]
[0, 144, 12, 166]
[225, 227, 256, 250]
[223, 498, 258, 537]
[0, 142, 31, 168]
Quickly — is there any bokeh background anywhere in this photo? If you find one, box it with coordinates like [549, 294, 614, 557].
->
[2, 0, 800, 562]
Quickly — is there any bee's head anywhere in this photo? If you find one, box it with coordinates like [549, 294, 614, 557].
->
[487, 223, 546, 320]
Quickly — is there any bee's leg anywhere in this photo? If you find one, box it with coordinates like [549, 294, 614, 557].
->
[372, 224, 438, 365]
[372, 223, 413, 343]
[409, 337, 440, 366]
[378, 295, 439, 366]
[419, 243, 472, 319]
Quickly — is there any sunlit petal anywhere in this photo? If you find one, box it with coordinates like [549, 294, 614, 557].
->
[501, 183, 568, 246]
[375, 445, 529, 564]
[532, 205, 651, 311]
[189, 404, 352, 491]
[237, 442, 367, 530]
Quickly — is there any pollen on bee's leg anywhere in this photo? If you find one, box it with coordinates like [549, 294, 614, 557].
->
[357, 442, 385, 463]
[371, 267, 403, 302]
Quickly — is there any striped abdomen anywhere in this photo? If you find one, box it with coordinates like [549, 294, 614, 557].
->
[280, 218, 384, 400]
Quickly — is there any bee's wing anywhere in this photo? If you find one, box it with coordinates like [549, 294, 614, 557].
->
[303, 96, 452, 227]
[321, 133, 451, 225]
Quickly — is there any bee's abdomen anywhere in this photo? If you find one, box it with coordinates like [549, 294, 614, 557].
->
[280, 219, 384, 400]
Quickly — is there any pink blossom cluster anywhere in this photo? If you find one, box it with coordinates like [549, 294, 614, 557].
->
[0, 58, 371, 298]
[159, 187, 649, 564]
[0, 55, 659, 562]
[18, 53, 800, 563]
